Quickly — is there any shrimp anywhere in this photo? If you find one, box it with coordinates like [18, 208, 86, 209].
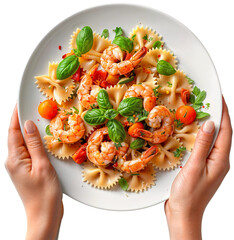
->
[133, 106, 175, 144]
[114, 145, 159, 173]
[124, 84, 156, 112]
[87, 127, 116, 166]
[100, 45, 148, 75]
[77, 64, 101, 109]
[50, 112, 85, 144]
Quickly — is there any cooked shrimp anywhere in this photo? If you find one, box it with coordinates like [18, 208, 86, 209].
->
[133, 106, 174, 144]
[87, 127, 116, 166]
[78, 64, 101, 109]
[116, 142, 129, 157]
[114, 145, 159, 173]
[100, 46, 148, 75]
[50, 112, 85, 144]
[124, 84, 156, 112]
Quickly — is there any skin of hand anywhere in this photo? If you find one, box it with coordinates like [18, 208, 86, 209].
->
[164, 97, 232, 240]
[5, 105, 63, 240]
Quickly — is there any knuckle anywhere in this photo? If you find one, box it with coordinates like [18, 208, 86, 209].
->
[196, 134, 212, 147]
[5, 158, 16, 174]
[27, 137, 43, 150]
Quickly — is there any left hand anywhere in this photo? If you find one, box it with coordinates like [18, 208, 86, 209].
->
[5, 105, 63, 240]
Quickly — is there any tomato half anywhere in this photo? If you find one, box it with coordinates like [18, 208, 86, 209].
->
[72, 143, 88, 164]
[176, 105, 196, 125]
[38, 100, 58, 120]
[128, 122, 144, 137]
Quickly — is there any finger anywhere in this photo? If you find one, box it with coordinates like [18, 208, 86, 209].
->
[8, 105, 25, 152]
[187, 120, 215, 169]
[24, 120, 49, 167]
[213, 97, 232, 154]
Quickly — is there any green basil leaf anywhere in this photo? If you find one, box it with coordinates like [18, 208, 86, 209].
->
[104, 109, 119, 120]
[189, 94, 195, 104]
[152, 41, 161, 49]
[186, 76, 194, 84]
[137, 109, 149, 122]
[119, 76, 134, 85]
[45, 125, 53, 136]
[56, 55, 79, 80]
[118, 177, 128, 191]
[84, 109, 106, 125]
[130, 138, 145, 150]
[196, 111, 210, 119]
[97, 89, 113, 110]
[107, 119, 126, 143]
[112, 36, 133, 53]
[113, 27, 123, 37]
[173, 146, 186, 157]
[195, 90, 206, 104]
[76, 26, 93, 55]
[192, 86, 200, 96]
[192, 103, 203, 111]
[118, 97, 143, 117]
[157, 60, 176, 76]
[101, 29, 109, 38]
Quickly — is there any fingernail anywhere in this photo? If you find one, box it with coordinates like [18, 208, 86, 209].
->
[25, 120, 36, 134]
[203, 120, 214, 134]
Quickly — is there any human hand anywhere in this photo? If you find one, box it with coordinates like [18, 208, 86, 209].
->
[165, 97, 232, 240]
[5, 105, 63, 240]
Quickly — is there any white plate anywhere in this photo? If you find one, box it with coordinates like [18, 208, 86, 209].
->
[18, 4, 222, 211]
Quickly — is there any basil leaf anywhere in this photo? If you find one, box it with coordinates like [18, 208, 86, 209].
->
[101, 29, 109, 38]
[195, 91, 206, 104]
[192, 103, 203, 111]
[104, 109, 119, 120]
[56, 55, 79, 80]
[119, 76, 134, 85]
[45, 125, 53, 136]
[152, 41, 161, 49]
[97, 89, 113, 110]
[137, 109, 149, 122]
[186, 76, 194, 84]
[173, 146, 186, 157]
[130, 138, 145, 150]
[76, 26, 93, 55]
[196, 111, 210, 119]
[189, 94, 195, 104]
[113, 27, 123, 37]
[112, 36, 133, 53]
[192, 86, 200, 96]
[107, 119, 126, 143]
[157, 60, 176, 76]
[118, 97, 143, 117]
[118, 177, 128, 191]
[84, 109, 106, 125]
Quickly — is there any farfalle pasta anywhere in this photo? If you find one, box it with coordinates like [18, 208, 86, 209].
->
[36, 25, 210, 192]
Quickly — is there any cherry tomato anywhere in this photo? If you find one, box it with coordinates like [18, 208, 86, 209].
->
[38, 100, 58, 120]
[128, 122, 144, 137]
[176, 106, 196, 125]
[72, 66, 81, 81]
[72, 143, 88, 164]
[181, 88, 190, 105]
[93, 70, 108, 86]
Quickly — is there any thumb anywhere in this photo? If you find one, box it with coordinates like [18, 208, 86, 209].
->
[24, 120, 49, 167]
[188, 120, 215, 169]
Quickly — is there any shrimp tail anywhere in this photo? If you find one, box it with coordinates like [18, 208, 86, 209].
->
[133, 129, 153, 142]
[141, 145, 160, 164]
[130, 46, 148, 67]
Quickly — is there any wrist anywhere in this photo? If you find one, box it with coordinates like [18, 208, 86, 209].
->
[165, 203, 203, 240]
[26, 203, 63, 240]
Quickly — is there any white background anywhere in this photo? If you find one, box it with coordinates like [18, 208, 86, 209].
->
[0, 0, 233, 239]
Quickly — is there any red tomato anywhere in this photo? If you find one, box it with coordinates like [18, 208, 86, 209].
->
[93, 70, 108, 86]
[128, 122, 144, 137]
[72, 66, 81, 81]
[176, 106, 196, 125]
[72, 143, 88, 164]
[38, 100, 58, 119]
[181, 88, 190, 105]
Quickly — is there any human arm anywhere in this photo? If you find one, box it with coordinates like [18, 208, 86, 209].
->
[5, 105, 63, 240]
[165, 97, 232, 239]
